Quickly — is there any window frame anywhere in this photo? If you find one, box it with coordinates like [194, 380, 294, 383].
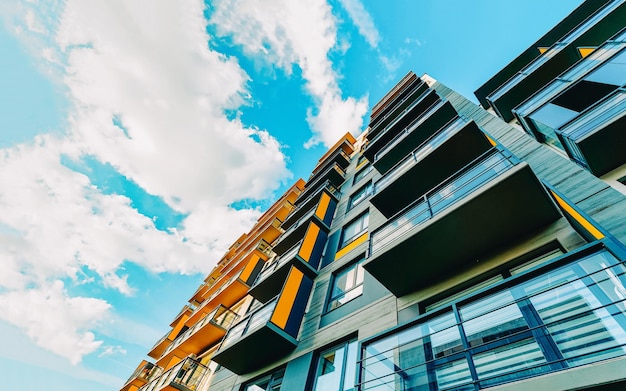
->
[311, 339, 358, 391]
[347, 181, 373, 211]
[326, 257, 366, 312]
[352, 164, 372, 185]
[339, 211, 369, 250]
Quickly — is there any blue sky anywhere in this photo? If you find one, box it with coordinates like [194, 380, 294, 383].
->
[0, 0, 582, 389]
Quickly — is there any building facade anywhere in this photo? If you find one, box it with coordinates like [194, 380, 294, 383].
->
[121, 2, 626, 390]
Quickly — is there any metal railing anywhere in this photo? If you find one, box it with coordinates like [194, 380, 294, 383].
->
[139, 358, 208, 391]
[220, 298, 278, 349]
[370, 149, 516, 257]
[297, 164, 346, 203]
[373, 117, 468, 193]
[124, 362, 160, 386]
[369, 80, 427, 135]
[254, 241, 303, 286]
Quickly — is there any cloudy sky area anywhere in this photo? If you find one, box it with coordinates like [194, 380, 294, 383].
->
[0, 0, 582, 389]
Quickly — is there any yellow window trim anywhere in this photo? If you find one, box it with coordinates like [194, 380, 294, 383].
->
[550, 190, 604, 240]
[335, 232, 369, 260]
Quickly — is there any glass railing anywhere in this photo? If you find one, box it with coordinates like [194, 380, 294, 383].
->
[124, 362, 159, 386]
[139, 358, 208, 391]
[559, 89, 626, 140]
[149, 332, 172, 352]
[162, 305, 239, 357]
[371, 73, 418, 123]
[310, 149, 351, 179]
[374, 100, 451, 162]
[279, 208, 316, 242]
[370, 149, 516, 256]
[373, 117, 469, 193]
[369, 80, 427, 134]
[489, 0, 625, 102]
[367, 88, 434, 147]
[254, 241, 303, 285]
[220, 298, 278, 349]
[291, 180, 341, 213]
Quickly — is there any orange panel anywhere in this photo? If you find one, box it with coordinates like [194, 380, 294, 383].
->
[550, 190, 604, 240]
[239, 254, 261, 282]
[315, 193, 331, 221]
[298, 223, 321, 262]
[271, 268, 304, 329]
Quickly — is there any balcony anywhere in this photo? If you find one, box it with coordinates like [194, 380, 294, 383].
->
[281, 180, 341, 231]
[364, 149, 561, 296]
[157, 305, 238, 367]
[368, 79, 431, 140]
[370, 120, 494, 217]
[486, 0, 626, 121]
[213, 267, 314, 374]
[121, 361, 160, 391]
[371, 100, 459, 174]
[364, 89, 441, 163]
[370, 73, 421, 126]
[296, 163, 346, 203]
[557, 89, 626, 175]
[249, 237, 322, 302]
[309, 146, 351, 182]
[139, 357, 208, 391]
[273, 203, 331, 255]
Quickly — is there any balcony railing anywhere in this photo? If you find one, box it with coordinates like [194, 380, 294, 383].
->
[254, 241, 302, 285]
[139, 358, 208, 391]
[161, 305, 239, 357]
[310, 149, 351, 179]
[296, 164, 346, 204]
[220, 298, 278, 349]
[370, 149, 516, 257]
[374, 101, 457, 163]
[373, 117, 468, 194]
[123, 362, 160, 388]
[369, 80, 427, 135]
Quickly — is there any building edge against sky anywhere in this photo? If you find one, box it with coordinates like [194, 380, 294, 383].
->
[121, 1, 626, 390]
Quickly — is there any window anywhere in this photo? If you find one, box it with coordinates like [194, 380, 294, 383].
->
[243, 368, 284, 391]
[327, 259, 365, 311]
[356, 154, 368, 168]
[347, 182, 372, 211]
[312, 340, 358, 391]
[339, 212, 369, 249]
[360, 246, 626, 390]
[353, 164, 372, 185]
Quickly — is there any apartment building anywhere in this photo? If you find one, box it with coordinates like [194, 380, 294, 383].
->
[121, 1, 626, 390]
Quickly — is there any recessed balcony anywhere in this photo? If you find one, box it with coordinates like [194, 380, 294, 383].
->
[213, 267, 314, 374]
[364, 149, 561, 297]
[139, 357, 208, 391]
[370, 120, 494, 217]
[368, 79, 430, 140]
[297, 163, 346, 203]
[121, 361, 160, 391]
[156, 305, 238, 367]
[557, 89, 626, 176]
[309, 147, 351, 183]
[364, 89, 441, 163]
[372, 100, 459, 174]
[249, 235, 323, 303]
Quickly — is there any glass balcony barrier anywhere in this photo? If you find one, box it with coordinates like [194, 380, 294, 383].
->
[123, 361, 160, 389]
[297, 164, 346, 202]
[370, 149, 515, 257]
[373, 117, 469, 194]
[283, 180, 341, 229]
[367, 88, 434, 147]
[489, 0, 625, 102]
[220, 297, 278, 349]
[373, 100, 451, 163]
[310, 149, 351, 179]
[369, 80, 427, 135]
[139, 357, 208, 391]
[370, 72, 418, 123]
[161, 305, 239, 357]
[254, 241, 302, 286]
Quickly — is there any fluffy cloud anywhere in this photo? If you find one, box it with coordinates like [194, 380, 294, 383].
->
[338, 0, 380, 48]
[1, 0, 292, 364]
[210, 0, 368, 148]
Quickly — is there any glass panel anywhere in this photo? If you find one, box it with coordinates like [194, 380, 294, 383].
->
[328, 261, 365, 311]
[315, 346, 346, 391]
[584, 50, 626, 86]
[425, 275, 504, 313]
[473, 338, 547, 385]
[341, 213, 369, 247]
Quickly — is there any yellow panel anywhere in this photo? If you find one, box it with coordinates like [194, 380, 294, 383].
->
[164, 355, 183, 371]
[239, 254, 261, 282]
[484, 133, 497, 147]
[315, 193, 331, 220]
[271, 268, 304, 329]
[169, 313, 189, 339]
[298, 223, 321, 262]
[538, 47, 549, 54]
[335, 232, 369, 260]
[578, 47, 596, 58]
[550, 190, 604, 240]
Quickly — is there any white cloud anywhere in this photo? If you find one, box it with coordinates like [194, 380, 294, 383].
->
[210, 0, 368, 148]
[1, 0, 293, 364]
[98, 345, 127, 358]
[338, 0, 380, 47]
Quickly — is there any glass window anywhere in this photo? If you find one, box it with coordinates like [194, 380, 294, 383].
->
[347, 182, 372, 211]
[244, 368, 284, 391]
[340, 212, 369, 249]
[313, 340, 358, 391]
[327, 259, 365, 311]
[353, 164, 372, 185]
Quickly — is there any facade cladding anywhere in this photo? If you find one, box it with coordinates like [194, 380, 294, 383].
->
[121, 2, 626, 391]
